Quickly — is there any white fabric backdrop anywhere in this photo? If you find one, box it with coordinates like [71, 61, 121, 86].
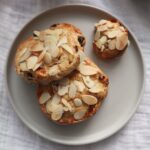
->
[0, 0, 150, 149]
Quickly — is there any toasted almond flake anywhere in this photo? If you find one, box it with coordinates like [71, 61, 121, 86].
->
[89, 83, 104, 93]
[119, 26, 125, 31]
[74, 109, 87, 120]
[31, 42, 44, 52]
[98, 19, 107, 25]
[74, 98, 82, 107]
[49, 65, 59, 76]
[33, 30, 40, 37]
[107, 22, 113, 28]
[78, 63, 99, 76]
[108, 39, 116, 50]
[51, 94, 61, 104]
[18, 48, 28, 58]
[69, 82, 77, 98]
[44, 52, 52, 64]
[27, 56, 38, 70]
[19, 62, 28, 71]
[39, 92, 51, 104]
[58, 85, 69, 96]
[51, 104, 64, 121]
[73, 80, 85, 92]
[33, 62, 42, 71]
[97, 25, 108, 32]
[19, 49, 31, 62]
[46, 100, 53, 114]
[99, 36, 107, 44]
[44, 35, 58, 52]
[45, 29, 63, 36]
[82, 95, 98, 105]
[38, 49, 46, 62]
[116, 33, 128, 50]
[61, 44, 74, 55]
[63, 107, 69, 111]
[94, 30, 101, 41]
[95, 39, 102, 48]
[51, 48, 60, 58]
[78, 50, 86, 63]
[101, 45, 105, 52]
[106, 30, 119, 38]
[61, 98, 73, 112]
[82, 76, 95, 88]
[57, 36, 67, 47]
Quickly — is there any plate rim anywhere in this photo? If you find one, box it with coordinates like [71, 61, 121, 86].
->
[5, 3, 146, 145]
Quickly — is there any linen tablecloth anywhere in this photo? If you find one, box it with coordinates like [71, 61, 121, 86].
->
[0, 0, 150, 149]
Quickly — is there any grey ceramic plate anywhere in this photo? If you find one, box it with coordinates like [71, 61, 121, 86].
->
[5, 4, 145, 145]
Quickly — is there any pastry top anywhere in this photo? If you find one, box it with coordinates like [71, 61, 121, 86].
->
[37, 56, 109, 125]
[15, 23, 86, 84]
[94, 19, 129, 52]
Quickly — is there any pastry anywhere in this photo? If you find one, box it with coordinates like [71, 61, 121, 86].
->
[37, 56, 109, 125]
[93, 19, 129, 59]
[15, 23, 86, 84]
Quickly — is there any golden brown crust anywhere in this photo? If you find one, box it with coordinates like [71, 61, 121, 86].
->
[37, 57, 109, 125]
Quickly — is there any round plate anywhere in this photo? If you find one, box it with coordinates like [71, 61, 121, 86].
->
[5, 4, 145, 145]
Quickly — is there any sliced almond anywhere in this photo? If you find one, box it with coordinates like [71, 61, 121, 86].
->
[51, 104, 64, 121]
[94, 30, 101, 41]
[18, 48, 28, 58]
[51, 48, 60, 58]
[78, 50, 86, 63]
[39, 92, 51, 104]
[51, 94, 61, 104]
[68, 82, 77, 98]
[98, 19, 107, 25]
[49, 65, 59, 76]
[44, 35, 58, 53]
[82, 95, 98, 105]
[57, 36, 67, 47]
[61, 44, 74, 55]
[108, 39, 116, 50]
[44, 52, 52, 64]
[38, 49, 46, 62]
[19, 49, 31, 62]
[31, 42, 44, 52]
[27, 56, 38, 70]
[74, 109, 87, 120]
[61, 98, 73, 112]
[82, 76, 95, 88]
[97, 25, 108, 32]
[89, 83, 104, 93]
[19, 62, 28, 71]
[106, 30, 119, 38]
[107, 22, 113, 28]
[58, 85, 69, 96]
[101, 45, 105, 52]
[74, 98, 82, 107]
[73, 80, 85, 92]
[116, 33, 128, 50]
[78, 63, 99, 76]
[33, 30, 40, 37]
[100, 36, 107, 44]
[63, 107, 69, 111]
[95, 39, 102, 48]
[33, 62, 42, 71]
